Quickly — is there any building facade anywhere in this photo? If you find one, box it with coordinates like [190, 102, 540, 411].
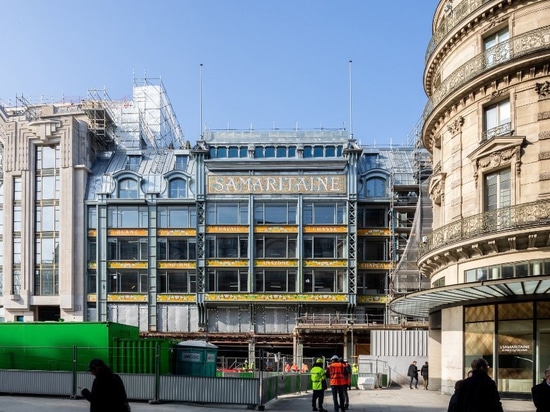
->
[0, 78, 430, 362]
[392, 0, 550, 396]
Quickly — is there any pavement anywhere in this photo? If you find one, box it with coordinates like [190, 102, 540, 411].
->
[0, 387, 536, 412]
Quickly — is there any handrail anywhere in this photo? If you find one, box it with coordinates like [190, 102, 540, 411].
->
[423, 25, 550, 126]
[419, 199, 550, 256]
[425, 0, 486, 63]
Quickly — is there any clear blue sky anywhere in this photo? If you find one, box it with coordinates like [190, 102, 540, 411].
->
[1, 0, 438, 146]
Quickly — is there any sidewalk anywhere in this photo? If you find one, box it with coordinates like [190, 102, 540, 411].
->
[0, 387, 536, 412]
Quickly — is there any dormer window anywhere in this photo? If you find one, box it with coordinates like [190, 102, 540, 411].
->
[126, 155, 141, 172]
[119, 178, 138, 199]
[175, 155, 188, 170]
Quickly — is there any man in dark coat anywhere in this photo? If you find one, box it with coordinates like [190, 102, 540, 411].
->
[456, 358, 503, 412]
[81, 358, 130, 412]
[407, 360, 419, 389]
[532, 367, 550, 412]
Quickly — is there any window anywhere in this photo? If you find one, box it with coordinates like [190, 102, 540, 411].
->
[158, 238, 196, 260]
[303, 235, 344, 258]
[158, 206, 196, 228]
[255, 235, 297, 258]
[206, 202, 248, 225]
[208, 269, 247, 292]
[255, 270, 296, 292]
[483, 99, 511, 140]
[303, 202, 345, 224]
[366, 177, 387, 198]
[484, 168, 511, 211]
[466, 267, 488, 282]
[303, 269, 345, 293]
[108, 270, 147, 293]
[358, 207, 387, 227]
[118, 178, 139, 199]
[87, 270, 96, 293]
[34, 268, 58, 295]
[484, 27, 510, 67]
[254, 202, 297, 224]
[126, 155, 141, 171]
[88, 239, 96, 263]
[158, 270, 196, 293]
[36, 145, 60, 169]
[169, 178, 187, 198]
[206, 235, 248, 258]
[88, 207, 97, 229]
[358, 239, 388, 261]
[175, 155, 188, 170]
[357, 271, 386, 294]
[107, 238, 148, 260]
[108, 206, 148, 228]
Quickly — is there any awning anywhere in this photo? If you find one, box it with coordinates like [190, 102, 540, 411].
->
[389, 275, 550, 318]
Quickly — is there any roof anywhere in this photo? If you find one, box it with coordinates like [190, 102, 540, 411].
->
[389, 275, 550, 317]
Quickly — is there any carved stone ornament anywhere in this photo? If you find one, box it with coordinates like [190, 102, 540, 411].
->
[447, 116, 464, 135]
[428, 173, 446, 205]
[535, 81, 550, 99]
[467, 136, 524, 187]
[473, 147, 519, 186]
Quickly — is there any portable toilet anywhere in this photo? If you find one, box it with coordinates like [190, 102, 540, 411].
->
[172, 340, 218, 377]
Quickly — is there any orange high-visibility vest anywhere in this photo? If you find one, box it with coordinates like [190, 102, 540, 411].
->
[328, 361, 347, 386]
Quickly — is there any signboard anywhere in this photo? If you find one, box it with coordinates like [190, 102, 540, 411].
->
[208, 175, 346, 195]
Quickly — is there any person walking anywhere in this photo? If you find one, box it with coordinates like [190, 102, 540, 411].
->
[81, 358, 130, 412]
[456, 358, 503, 412]
[407, 360, 419, 389]
[421, 361, 429, 390]
[310, 358, 328, 412]
[532, 367, 550, 412]
[326, 355, 346, 412]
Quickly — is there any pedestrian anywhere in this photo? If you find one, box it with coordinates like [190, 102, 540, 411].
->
[310, 358, 328, 412]
[407, 360, 419, 389]
[342, 359, 351, 409]
[532, 366, 550, 412]
[80, 358, 130, 412]
[326, 355, 346, 412]
[447, 379, 462, 412]
[456, 358, 503, 412]
[421, 361, 429, 390]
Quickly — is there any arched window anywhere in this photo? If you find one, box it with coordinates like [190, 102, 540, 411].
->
[169, 178, 187, 198]
[118, 178, 138, 199]
[366, 177, 387, 198]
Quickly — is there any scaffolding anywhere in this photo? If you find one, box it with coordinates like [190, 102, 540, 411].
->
[81, 89, 117, 147]
[387, 141, 432, 321]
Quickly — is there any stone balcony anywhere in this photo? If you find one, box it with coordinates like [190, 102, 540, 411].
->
[419, 199, 550, 277]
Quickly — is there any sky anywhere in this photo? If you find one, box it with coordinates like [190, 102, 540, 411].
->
[0, 0, 438, 147]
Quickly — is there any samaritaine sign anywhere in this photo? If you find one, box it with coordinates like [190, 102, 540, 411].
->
[207, 174, 346, 195]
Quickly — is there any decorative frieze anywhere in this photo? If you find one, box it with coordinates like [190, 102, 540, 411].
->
[540, 131, 550, 140]
[538, 111, 550, 120]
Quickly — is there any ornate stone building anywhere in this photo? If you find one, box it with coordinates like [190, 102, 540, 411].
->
[391, 0, 550, 396]
[0, 78, 430, 362]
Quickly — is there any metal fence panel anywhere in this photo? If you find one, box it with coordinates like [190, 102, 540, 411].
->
[159, 375, 259, 405]
[0, 370, 72, 396]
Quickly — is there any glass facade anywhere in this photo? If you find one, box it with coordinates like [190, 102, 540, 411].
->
[465, 301, 550, 394]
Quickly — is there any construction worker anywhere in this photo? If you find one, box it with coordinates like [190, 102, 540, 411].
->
[310, 358, 327, 412]
[326, 355, 346, 412]
[342, 359, 351, 409]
